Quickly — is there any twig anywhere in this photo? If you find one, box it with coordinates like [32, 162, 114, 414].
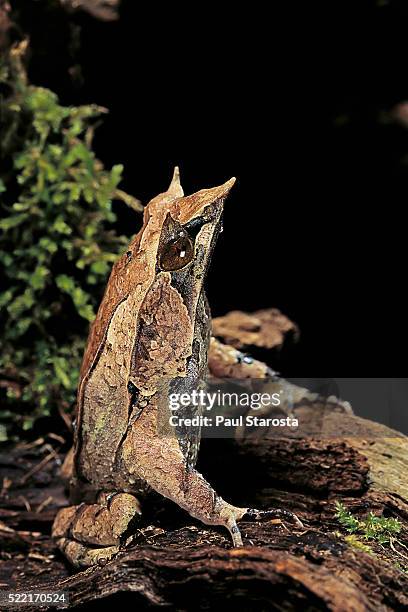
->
[35, 496, 53, 514]
[390, 538, 408, 562]
[115, 189, 143, 212]
[47, 432, 66, 445]
[19, 453, 55, 485]
[18, 495, 31, 512]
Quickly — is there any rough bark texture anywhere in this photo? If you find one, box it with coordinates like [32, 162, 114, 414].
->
[0, 406, 407, 610]
[212, 308, 299, 349]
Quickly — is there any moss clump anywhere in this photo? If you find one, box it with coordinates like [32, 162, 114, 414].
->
[0, 42, 141, 440]
[334, 501, 402, 546]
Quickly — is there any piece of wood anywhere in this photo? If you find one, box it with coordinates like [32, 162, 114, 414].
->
[0, 408, 407, 610]
[212, 308, 299, 349]
[59, 0, 119, 21]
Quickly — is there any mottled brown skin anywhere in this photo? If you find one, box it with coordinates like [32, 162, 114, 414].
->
[52, 169, 304, 568]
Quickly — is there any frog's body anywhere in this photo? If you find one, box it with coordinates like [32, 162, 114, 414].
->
[71, 171, 225, 500]
[53, 169, 306, 567]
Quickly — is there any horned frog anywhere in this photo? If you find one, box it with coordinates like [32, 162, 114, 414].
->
[53, 169, 347, 567]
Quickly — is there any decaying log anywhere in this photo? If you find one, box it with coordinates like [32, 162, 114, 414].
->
[0, 408, 407, 610]
[60, 0, 120, 21]
[212, 308, 299, 349]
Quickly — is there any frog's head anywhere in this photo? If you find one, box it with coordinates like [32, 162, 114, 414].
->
[142, 167, 235, 316]
[78, 168, 235, 386]
[122, 168, 236, 395]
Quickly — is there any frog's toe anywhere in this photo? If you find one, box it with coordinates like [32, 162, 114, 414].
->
[56, 537, 120, 568]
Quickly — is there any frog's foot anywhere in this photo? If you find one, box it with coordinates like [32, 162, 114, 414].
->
[241, 507, 304, 529]
[52, 492, 141, 568]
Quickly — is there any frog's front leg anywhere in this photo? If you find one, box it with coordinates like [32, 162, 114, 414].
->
[207, 337, 354, 530]
[123, 409, 302, 547]
[52, 492, 141, 567]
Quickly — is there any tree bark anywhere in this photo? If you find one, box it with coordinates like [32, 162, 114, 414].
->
[0, 407, 407, 610]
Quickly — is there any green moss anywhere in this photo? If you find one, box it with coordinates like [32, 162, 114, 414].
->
[334, 501, 402, 546]
[0, 43, 141, 439]
[335, 502, 408, 572]
[344, 534, 373, 554]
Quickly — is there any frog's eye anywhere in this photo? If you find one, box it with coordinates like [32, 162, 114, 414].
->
[160, 233, 194, 271]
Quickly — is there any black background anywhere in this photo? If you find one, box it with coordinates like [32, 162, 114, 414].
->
[22, 0, 407, 378]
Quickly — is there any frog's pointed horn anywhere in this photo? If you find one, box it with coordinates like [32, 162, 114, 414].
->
[167, 166, 184, 198]
[177, 177, 236, 224]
